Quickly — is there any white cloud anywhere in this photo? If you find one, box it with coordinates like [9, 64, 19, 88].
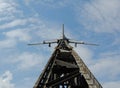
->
[4, 29, 31, 42]
[0, 39, 16, 49]
[76, 0, 120, 33]
[0, 19, 28, 30]
[0, 71, 14, 88]
[103, 81, 120, 88]
[36, 26, 61, 40]
[0, 29, 31, 49]
[90, 56, 120, 80]
[0, 0, 17, 13]
[0, 0, 20, 19]
[0, 17, 41, 30]
[28, 0, 72, 8]
[89, 51, 120, 82]
[11, 52, 46, 70]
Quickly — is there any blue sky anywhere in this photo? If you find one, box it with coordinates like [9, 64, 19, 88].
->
[0, 0, 120, 88]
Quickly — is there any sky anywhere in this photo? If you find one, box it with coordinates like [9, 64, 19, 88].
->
[0, 0, 120, 88]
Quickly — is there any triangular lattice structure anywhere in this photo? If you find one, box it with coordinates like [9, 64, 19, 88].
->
[30, 25, 102, 88]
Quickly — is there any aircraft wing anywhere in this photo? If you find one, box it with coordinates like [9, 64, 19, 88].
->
[28, 40, 57, 47]
[69, 41, 99, 46]
[28, 43, 43, 45]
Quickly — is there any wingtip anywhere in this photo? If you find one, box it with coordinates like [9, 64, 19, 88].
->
[27, 44, 32, 45]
